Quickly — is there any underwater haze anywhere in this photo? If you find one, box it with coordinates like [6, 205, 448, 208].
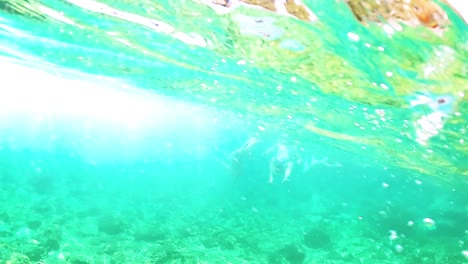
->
[0, 0, 467, 263]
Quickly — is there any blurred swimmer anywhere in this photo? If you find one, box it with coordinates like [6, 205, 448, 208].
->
[225, 137, 259, 178]
[408, 93, 457, 145]
[230, 137, 258, 162]
[267, 143, 294, 184]
[301, 155, 342, 173]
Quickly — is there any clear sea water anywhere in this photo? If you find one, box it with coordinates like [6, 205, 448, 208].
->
[0, 0, 467, 263]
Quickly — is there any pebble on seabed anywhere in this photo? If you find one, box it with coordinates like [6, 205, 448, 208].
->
[395, 244, 404, 253]
[423, 217, 435, 227]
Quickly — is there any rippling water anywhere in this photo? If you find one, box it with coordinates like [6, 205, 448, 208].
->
[0, 0, 467, 263]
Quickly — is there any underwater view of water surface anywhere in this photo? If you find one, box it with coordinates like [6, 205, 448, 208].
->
[0, 0, 467, 263]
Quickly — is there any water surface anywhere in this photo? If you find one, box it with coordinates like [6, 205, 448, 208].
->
[0, 0, 467, 263]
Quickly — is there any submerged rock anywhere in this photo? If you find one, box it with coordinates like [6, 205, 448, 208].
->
[0, 230, 13, 238]
[201, 238, 219, 248]
[303, 227, 331, 249]
[26, 220, 41, 230]
[5, 253, 31, 264]
[97, 215, 127, 235]
[269, 243, 305, 264]
[0, 212, 11, 223]
[43, 239, 60, 251]
[68, 255, 90, 264]
[133, 227, 167, 242]
[21, 244, 45, 262]
[219, 235, 236, 250]
[149, 246, 197, 263]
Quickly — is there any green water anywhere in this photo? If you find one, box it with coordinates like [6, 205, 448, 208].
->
[0, 0, 467, 263]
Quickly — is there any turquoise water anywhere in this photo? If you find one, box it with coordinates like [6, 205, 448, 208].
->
[0, 0, 467, 263]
